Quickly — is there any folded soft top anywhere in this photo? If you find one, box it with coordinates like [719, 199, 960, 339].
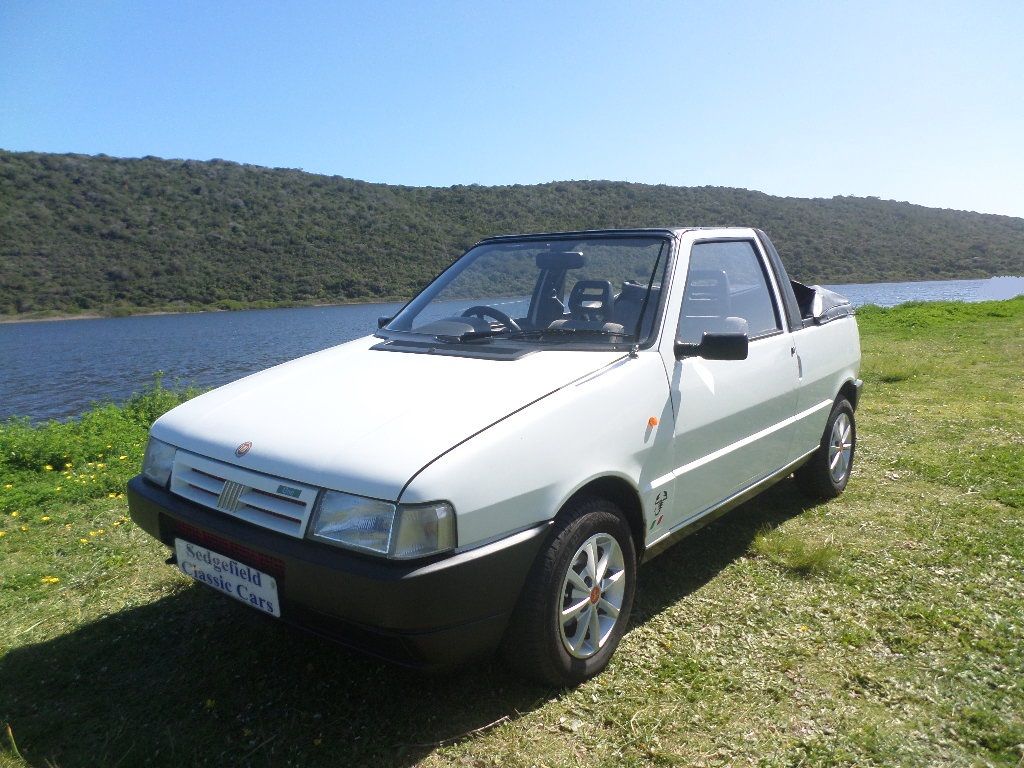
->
[790, 281, 854, 325]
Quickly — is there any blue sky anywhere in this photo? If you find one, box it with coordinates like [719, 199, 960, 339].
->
[2, 1, 1023, 217]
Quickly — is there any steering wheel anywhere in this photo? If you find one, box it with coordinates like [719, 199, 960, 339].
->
[460, 305, 522, 333]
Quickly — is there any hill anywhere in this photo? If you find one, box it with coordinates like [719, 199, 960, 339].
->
[1, 149, 1022, 317]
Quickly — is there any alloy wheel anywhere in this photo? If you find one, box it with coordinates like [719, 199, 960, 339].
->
[557, 533, 627, 659]
[829, 412, 854, 483]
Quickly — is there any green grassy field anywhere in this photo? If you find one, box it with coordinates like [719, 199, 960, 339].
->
[1, 299, 1022, 767]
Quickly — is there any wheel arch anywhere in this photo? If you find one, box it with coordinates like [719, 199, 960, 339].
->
[838, 378, 862, 410]
[556, 474, 646, 559]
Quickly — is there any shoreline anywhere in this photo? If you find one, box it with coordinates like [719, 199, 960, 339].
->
[0, 297, 409, 325]
[2, 275, 1021, 325]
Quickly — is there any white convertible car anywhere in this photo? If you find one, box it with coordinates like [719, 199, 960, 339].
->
[128, 227, 861, 685]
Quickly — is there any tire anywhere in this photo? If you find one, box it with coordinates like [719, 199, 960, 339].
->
[795, 397, 856, 500]
[501, 497, 637, 687]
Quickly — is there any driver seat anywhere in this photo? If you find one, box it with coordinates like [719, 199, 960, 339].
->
[549, 280, 625, 333]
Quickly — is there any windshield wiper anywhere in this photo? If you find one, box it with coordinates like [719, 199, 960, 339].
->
[503, 327, 633, 341]
[434, 326, 634, 344]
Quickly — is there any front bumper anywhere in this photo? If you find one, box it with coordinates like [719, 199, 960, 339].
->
[127, 476, 548, 669]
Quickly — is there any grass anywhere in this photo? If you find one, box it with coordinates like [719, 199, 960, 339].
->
[1, 298, 1022, 767]
[751, 527, 838, 577]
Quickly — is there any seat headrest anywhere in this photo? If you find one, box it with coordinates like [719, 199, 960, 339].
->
[568, 280, 614, 322]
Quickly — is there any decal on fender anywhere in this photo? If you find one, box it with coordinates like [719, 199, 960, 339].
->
[650, 490, 668, 530]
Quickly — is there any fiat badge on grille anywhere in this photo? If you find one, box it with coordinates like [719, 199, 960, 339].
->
[235, 441, 252, 457]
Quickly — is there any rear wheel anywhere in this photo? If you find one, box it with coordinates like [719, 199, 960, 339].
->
[501, 497, 637, 686]
[795, 397, 856, 499]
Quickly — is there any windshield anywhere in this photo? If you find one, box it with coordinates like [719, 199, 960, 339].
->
[384, 235, 670, 347]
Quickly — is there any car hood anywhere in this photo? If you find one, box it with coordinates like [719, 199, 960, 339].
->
[151, 336, 624, 500]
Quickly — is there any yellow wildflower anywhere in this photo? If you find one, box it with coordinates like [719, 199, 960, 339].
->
[20, 525, 28, 531]
[96, 463, 106, 469]
[0, 531, 6, 538]
[44, 464, 53, 471]
[10, 511, 18, 517]
[65, 462, 73, 469]
[40, 516, 51, 522]
[117, 493, 125, 499]
[55, 486, 62, 492]
[79, 538, 89, 544]
[798, 624, 810, 632]
[119, 455, 128, 460]
[3, 484, 11, 490]
[40, 576, 60, 584]
[108, 493, 117, 498]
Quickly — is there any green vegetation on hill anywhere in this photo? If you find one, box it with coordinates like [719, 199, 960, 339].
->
[2, 149, 1023, 318]
[0, 299, 1022, 767]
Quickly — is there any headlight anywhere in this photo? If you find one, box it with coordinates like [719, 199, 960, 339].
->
[141, 437, 176, 487]
[310, 491, 396, 555]
[310, 492, 456, 559]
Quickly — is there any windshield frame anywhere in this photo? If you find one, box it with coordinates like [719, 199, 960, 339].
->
[376, 230, 678, 353]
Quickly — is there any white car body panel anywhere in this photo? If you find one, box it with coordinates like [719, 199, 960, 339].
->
[791, 319, 862, 451]
[661, 334, 800, 526]
[402, 352, 675, 548]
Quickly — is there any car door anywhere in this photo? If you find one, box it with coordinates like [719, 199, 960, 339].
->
[663, 238, 801, 527]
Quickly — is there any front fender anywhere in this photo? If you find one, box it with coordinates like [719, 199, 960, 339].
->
[400, 353, 674, 549]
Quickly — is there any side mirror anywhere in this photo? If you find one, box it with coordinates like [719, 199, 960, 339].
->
[377, 316, 393, 329]
[675, 332, 749, 361]
[675, 317, 749, 361]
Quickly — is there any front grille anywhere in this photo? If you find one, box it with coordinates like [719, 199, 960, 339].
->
[217, 480, 245, 511]
[169, 450, 317, 537]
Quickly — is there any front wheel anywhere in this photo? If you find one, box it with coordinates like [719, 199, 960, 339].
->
[795, 397, 856, 499]
[501, 498, 637, 687]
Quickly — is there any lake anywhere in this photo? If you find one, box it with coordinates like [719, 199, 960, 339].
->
[2, 276, 1022, 422]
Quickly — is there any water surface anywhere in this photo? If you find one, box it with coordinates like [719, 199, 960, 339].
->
[2, 276, 1021, 422]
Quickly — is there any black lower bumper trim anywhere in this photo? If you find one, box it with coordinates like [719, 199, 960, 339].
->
[127, 476, 549, 668]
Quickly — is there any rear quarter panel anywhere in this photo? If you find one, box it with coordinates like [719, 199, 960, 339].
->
[792, 316, 862, 451]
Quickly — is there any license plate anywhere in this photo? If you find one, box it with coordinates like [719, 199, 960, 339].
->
[174, 538, 281, 617]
